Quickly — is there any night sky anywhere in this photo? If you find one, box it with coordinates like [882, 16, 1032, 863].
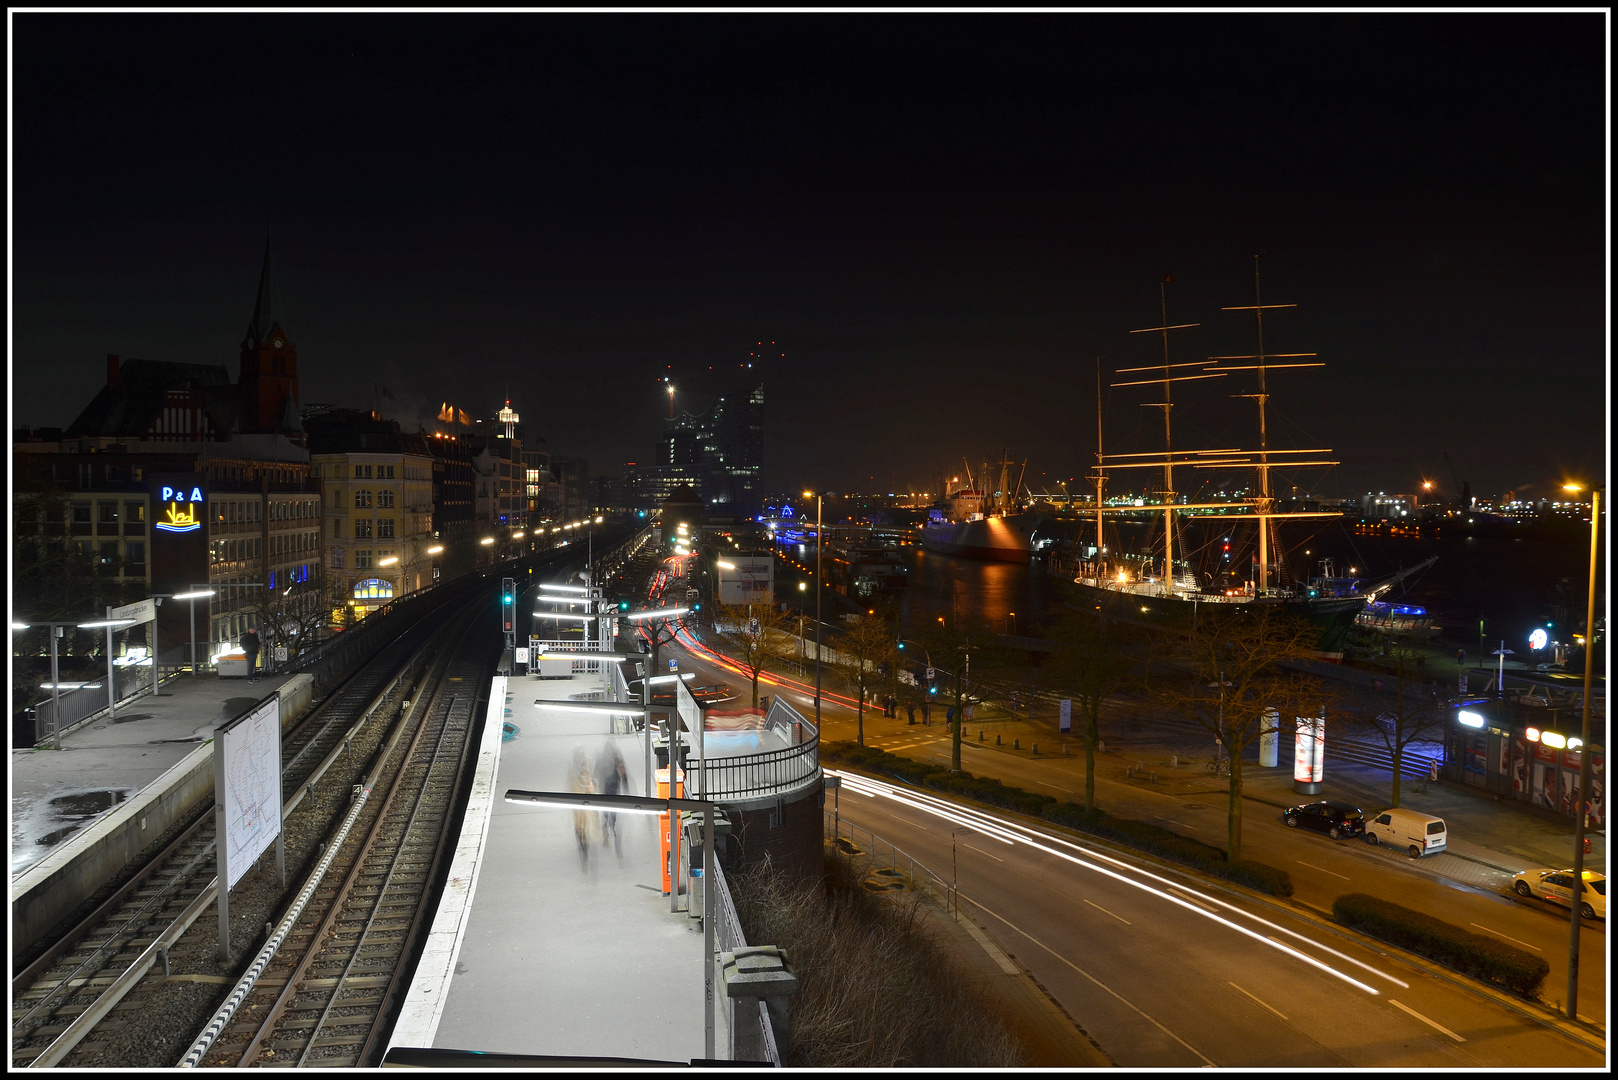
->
[11, 12, 1607, 501]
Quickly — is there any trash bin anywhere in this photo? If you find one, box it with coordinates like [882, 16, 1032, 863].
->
[654, 733, 691, 770]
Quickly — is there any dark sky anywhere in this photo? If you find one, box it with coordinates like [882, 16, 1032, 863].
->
[11, 12, 1607, 501]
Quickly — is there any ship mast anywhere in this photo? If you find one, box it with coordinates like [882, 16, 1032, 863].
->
[1208, 255, 1324, 594]
[1093, 358, 1108, 575]
[1118, 275, 1216, 595]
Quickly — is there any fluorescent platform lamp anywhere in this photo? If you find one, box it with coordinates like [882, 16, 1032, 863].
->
[626, 606, 689, 620]
[538, 583, 589, 593]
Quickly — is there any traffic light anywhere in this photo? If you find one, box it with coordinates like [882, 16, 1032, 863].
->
[897, 642, 905, 650]
[501, 577, 516, 633]
[619, 600, 630, 611]
[928, 684, 938, 695]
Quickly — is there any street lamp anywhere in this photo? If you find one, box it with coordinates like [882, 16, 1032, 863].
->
[804, 490, 823, 728]
[1563, 482, 1602, 1021]
[172, 589, 216, 676]
[13, 620, 79, 750]
[77, 617, 137, 721]
[626, 605, 691, 804]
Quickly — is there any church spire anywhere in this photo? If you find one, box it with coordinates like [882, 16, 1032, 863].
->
[246, 230, 287, 347]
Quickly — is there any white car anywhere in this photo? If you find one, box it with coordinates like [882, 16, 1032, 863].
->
[1511, 869, 1606, 920]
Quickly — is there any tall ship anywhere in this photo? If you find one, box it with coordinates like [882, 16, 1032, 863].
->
[1069, 262, 1432, 661]
[921, 453, 1040, 563]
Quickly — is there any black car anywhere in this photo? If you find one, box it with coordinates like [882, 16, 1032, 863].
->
[1283, 800, 1365, 839]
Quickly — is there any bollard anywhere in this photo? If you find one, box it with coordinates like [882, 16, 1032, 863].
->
[1032, 743, 1039, 754]
[1127, 766, 1133, 778]
[996, 733, 1002, 745]
[1014, 738, 1020, 750]
[979, 730, 985, 741]
[1150, 771, 1157, 783]
[1171, 755, 1178, 768]
[1099, 739, 1106, 753]
[1062, 743, 1068, 756]
[1138, 760, 1145, 772]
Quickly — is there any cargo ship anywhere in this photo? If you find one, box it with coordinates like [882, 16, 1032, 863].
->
[921, 454, 1039, 563]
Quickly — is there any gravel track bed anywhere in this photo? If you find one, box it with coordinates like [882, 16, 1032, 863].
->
[56, 681, 414, 1069]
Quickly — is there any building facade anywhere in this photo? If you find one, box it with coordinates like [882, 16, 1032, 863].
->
[307, 410, 436, 620]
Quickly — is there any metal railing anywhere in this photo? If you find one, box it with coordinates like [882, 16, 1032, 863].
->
[824, 812, 963, 920]
[688, 699, 820, 802]
[708, 854, 781, 1065]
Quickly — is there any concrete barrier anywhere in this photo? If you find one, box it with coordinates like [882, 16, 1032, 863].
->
[11, 675, 314, 961]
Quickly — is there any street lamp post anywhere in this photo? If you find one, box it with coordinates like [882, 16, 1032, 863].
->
[804, 491, 823, 728]
[1564, 484, 1601, 1022]
[627, 605, 690, 854]
[14, 621, 81, 751]
[77, 615, 137, 721]
[176, 588, 216, 675]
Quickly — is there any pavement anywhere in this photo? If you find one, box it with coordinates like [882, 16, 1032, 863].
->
[10, 670, 299, 879]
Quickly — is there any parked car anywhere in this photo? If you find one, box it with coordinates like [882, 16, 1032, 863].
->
[1512, 869, 1606, 920]
[1283, 801, 1366, 839]
[1365, 808, 1448, 857]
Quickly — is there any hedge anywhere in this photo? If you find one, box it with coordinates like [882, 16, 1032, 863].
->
[822, 741, 1293, 897]
[1333, 893, 1549, 998]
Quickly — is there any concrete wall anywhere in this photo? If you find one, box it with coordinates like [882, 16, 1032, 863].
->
[11, 675, 315, 960]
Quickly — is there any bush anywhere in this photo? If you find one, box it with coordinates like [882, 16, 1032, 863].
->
[728, 853, 1024, 1067]
[822, 741, 1293, 897]
[1332, 893, 1549, 997]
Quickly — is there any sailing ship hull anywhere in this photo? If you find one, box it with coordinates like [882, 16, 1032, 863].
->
[1068, 577, 1366, 661]
[921, 515, 1036, 563]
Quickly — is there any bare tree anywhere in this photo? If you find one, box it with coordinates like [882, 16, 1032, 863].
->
[1159, 608, 1331, 861]
[916, 608, 1004, 774]
[1355, 641, 1447, 807]
[242, 557, 337, 668]
[1047, 610, 1139, 812]
[710, 599, 797, 709]
[831, 612, 898, 747]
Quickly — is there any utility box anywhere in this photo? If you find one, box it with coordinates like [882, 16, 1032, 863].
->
[217, 652, 249, 679]
[681, 809, 732, 919]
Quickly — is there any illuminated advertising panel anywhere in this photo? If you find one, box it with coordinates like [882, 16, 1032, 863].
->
[1293, 714, 1324, 785]
[155, 482, 205, 533]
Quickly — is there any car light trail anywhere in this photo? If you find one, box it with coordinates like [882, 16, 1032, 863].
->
[828, 768, 1391, 994]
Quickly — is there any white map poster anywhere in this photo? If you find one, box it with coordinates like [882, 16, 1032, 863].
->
[216, 695, 282, 889]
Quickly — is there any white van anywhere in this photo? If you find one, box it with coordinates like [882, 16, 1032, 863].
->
[1365, 808, 1447, 857]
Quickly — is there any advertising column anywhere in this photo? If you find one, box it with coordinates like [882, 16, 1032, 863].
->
[1293, 713, 1324, 795]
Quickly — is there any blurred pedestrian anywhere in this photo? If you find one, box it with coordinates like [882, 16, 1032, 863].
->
[907, 701, 916, 725]
[570, 747, 598, 870]
[242, 628, 261, 683]
[596, 742, 629, 857]
[922, 700, 931, 725]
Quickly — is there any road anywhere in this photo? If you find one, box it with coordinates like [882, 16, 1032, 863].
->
[827, 767, 1602, 1067]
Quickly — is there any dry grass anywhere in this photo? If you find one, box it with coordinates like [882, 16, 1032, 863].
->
[728, 849, 1025, 1068]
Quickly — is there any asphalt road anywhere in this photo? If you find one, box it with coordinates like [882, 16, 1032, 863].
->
[829, 771, 1602, 1068]
[653, 619, 1605, 1067]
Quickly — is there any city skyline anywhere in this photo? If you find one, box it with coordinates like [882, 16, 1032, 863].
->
[12, 12, 1607, 499]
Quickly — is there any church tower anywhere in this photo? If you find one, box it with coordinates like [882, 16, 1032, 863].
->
[238, 233, 301, 436]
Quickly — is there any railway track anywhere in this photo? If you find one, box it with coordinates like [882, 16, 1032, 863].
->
[193, 601, 495, 1067]
[10, 572, 499, 1069]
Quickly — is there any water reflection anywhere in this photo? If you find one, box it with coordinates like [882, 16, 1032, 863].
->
[896, 548, 1055, 635]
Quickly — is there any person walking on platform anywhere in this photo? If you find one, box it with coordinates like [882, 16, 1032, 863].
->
[570, 747, 598, 870]
[242, 628, 261, 683]
[596, 742, 629, 858]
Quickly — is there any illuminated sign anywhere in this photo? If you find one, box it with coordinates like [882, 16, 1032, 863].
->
[155, 484, 205, 533]
[1294, 714, 1325, 784]
[1528, 628, 1549, 651]
[1457, 710, 1485, 728]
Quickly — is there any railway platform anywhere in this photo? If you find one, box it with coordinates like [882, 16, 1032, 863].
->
[10, 670, 304, 881]
[387, 664, 731, 1065]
